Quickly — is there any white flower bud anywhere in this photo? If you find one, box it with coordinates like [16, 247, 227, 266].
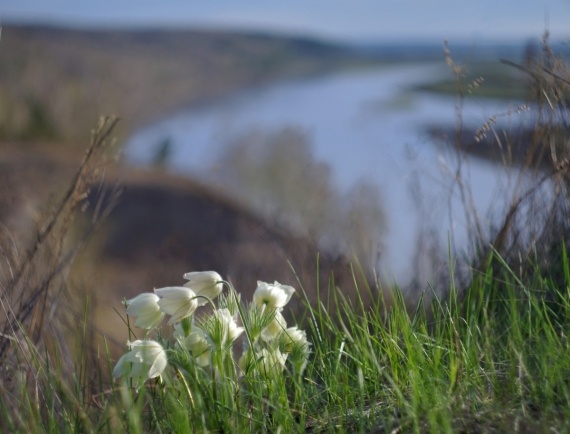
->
[183, 271, 224, 306]
[126, 293, 165, 329]
[113, 340, 168, 385]
[155, 286, 199, 324]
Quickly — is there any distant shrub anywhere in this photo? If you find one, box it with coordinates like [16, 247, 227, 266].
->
[215, 126, 386, 270]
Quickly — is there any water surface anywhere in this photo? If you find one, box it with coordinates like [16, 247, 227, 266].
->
[124, 63, 527, 284]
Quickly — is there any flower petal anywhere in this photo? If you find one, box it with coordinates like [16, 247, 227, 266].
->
[261, 311, 286, 342]
[112, 353, 130, 378]
[155, 286, 195, 300]
[156, 286, 198, 323]
[183, 271, 223, 306]
[126, 293, 164, 329]
[253, 281, 295, 309]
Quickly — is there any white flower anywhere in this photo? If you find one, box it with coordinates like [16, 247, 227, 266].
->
[280, 326, 310, 354]
[258, 348, 287, 378]
[211, 308, 244, 347]
[172, 317, 193, 338]
[253, 281, 295, 310]
[112, 340, 168, 384]
[260, 310, 286, 342]
[155, 286, 198, 324]
[238, 348, 287, 378]
[126, 293, 165, 329]
[181, 327, 212, 367]
[279, 326, 311, 375]
[238, 349, 254, 374]
[183, 271, 224, 306]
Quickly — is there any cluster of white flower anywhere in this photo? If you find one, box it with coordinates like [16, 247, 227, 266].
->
[112, 271, 311, 388]
[239, 280, 311, 379]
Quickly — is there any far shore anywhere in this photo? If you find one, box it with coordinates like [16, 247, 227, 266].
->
[427, 124, 563, 171]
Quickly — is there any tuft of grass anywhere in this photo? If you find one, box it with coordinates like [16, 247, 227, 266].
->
[296, 250, 570, 433]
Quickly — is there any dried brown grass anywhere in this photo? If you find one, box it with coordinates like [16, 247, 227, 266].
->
[441, 35, 570, 289]
[0, 116, 120, 398]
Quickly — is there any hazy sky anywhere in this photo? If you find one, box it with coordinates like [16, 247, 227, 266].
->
[1, 1, 569, 43]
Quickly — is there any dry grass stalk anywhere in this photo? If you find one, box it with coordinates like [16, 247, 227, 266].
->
[443, 35, 570, 288]
[0, 116, 120, 362]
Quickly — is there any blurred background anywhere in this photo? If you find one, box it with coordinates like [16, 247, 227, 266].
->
[1, 1, 569, 349]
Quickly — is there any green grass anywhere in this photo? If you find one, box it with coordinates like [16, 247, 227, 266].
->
[3, 247, 570, 433]
[415, 61, 529, 100]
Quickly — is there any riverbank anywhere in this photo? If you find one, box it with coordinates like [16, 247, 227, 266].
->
[427, 125, 558, 170]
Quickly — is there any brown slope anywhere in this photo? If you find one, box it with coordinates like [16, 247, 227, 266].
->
[0, 142, 369, 351]
[74, 167, 368, 349]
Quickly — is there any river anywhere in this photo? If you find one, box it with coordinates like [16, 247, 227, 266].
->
[123, 62, 529, 286]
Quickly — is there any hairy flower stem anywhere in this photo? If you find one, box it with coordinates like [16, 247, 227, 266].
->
[175, 366, 195, 414]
